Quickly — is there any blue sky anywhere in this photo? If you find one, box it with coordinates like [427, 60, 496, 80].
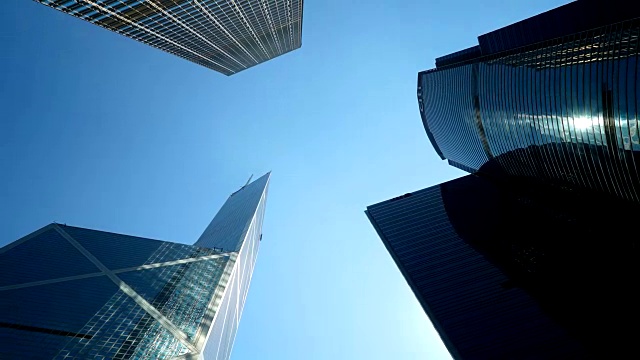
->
[1, 0, 569, 359]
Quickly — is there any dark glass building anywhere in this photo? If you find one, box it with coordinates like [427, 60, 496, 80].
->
[366, 174, 639, 359]
[418, 0, 640, 203]
[34, 0, 303, 75]
[369, 1, 640, 358]
[0, 172, 270, 359]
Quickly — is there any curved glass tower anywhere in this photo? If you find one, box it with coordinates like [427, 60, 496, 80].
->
[419, 0, 640, 202]
[0, 172, 270, 359]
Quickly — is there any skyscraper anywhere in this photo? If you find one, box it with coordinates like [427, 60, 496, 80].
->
[34, 0, 303, 75]
[366, 174, 639, 359]
[0, 172, 270, 359]
[368, 1, 640, 359]
[418, 0, 640, 202]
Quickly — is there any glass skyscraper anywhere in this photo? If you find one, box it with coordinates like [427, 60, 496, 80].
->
[0, 172, 270, 359]
[418, 0, 640, 202]
[33, 0, 304, 75]
[366, 174, 639, 359]
[368, 1, 640, 359]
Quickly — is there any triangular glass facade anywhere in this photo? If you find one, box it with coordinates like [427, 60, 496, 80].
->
[118, 256, 230, 339]
[0, 225, 229, 359]
[0, 227, 100, 286]
[1, 172, 270, 359]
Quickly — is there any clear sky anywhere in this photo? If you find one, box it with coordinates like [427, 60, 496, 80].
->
[1, 0, 569, 359]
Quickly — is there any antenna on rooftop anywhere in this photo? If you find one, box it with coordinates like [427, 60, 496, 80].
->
[244, 174, 253, 187]
[230, 174, 254, 197]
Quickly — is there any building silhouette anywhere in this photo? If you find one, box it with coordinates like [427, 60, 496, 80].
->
[369, 1, 640, 358]
[0, 172, 270, 359]
[34, 0, 303, 75]
[367, 174, 639, 359]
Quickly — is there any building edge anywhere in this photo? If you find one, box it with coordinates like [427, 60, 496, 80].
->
[364, 208, 461, 360]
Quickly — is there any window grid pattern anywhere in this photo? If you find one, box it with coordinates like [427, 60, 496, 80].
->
[118, 256, 229, 339]
[195, 172, 271, 252]
[0, 225, 229, 359]
[35, 0, 303, 75]
[54, 290, 190, 359]
[419, 18, 640, 203]
[418, 65, 490, 172]
[201, 178, 267, 360]
[1, 276, 122, 359]
[1, 173, 270, 359]
[0, 228, 100, 287]
[366, 178, 587, 359]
